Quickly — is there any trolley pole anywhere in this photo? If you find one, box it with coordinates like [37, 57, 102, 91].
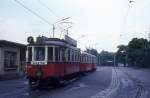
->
[53, 24, 55, 38]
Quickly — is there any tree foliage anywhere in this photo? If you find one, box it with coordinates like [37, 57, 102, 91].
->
[99, 51, 115, 66]
[116, 45, 127, 65]
[116, 38, 150, 68]
[85, 48, 98, 56]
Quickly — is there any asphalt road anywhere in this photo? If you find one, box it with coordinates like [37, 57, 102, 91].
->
[0, 67, 149, 98]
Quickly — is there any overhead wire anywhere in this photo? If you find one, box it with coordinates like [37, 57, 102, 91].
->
[14, 0, 52, 25]
[37, 0, 61, 19]
[14, 0, 73, 39]
[37, 0, 73, 38]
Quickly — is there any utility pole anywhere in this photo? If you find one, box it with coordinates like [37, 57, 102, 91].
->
[148, 29, 150, 42]
[114, 53, 116, 67]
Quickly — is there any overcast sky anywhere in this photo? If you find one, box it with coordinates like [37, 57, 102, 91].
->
[0, 0, 150, 52]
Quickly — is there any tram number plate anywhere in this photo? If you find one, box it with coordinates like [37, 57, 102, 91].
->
[31, 61, 47, 65]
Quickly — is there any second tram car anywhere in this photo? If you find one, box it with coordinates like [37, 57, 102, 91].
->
[26, 35, 97, 88]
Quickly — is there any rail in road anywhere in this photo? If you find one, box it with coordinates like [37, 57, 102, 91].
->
[91, 67, 148, 98]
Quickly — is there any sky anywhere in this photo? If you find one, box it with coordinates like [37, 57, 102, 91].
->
[0, 0, 150, 52]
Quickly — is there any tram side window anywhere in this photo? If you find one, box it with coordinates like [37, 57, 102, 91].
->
[81, 55, 83, 63]
[86, 55, 88, 63]
[87, 56, 89, 63]
[28, 47, 32, 61]
[70, 50, 73, 62]
[68, 49, 70, 61]
[83, 55, 85, 63]
[74, 51, 76, 62]
[78, 52, 80, 62]
[55, 47, 60, 61]
[62, 48, 68, 62]
[84, 55, 86, 63]
[72, 50, 75, 62]
[48, 47, 53, 61]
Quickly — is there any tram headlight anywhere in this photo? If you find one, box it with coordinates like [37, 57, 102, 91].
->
[27, 36, 34, 44]
[36, 71, 43, 78]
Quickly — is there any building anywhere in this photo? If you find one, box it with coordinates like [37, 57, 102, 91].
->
[0, 40, 26, 79]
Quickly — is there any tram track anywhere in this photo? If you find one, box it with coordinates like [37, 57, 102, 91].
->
[91, 67, 148, 98]
[91, 67, 120, 98]
[122, 69, 148, 98]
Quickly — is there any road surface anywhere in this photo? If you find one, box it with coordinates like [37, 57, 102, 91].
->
[0, 67, 149, 98]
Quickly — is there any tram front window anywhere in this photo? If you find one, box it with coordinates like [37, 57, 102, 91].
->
[34, 47, 45, 61]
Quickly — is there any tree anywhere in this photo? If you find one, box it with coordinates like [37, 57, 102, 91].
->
[127, 38, 149, 67]
[85, 48, 98, 56]
[116, 45, 127, 66]
[99, 51, 115, 66]
[116, 38, 150, 68]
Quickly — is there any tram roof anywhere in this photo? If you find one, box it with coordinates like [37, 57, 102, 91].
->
[28, 38, 79, 50]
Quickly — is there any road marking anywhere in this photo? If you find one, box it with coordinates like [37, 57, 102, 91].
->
[91, 68, 120, 98]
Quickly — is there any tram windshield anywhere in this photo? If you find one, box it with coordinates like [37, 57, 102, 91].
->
[34, 47, 45, 61]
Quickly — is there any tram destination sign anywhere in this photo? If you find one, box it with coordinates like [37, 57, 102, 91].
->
[65, 35, 77, 47]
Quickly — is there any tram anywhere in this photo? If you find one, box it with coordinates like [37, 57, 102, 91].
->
[26, 35, 97, 88]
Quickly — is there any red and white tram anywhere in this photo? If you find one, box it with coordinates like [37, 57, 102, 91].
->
[26, 35, 97, 88]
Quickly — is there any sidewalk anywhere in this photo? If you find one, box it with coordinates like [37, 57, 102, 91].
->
[0, 73, 25, 81]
